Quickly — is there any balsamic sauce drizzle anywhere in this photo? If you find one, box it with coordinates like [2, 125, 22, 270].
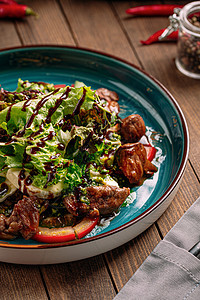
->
[22, 99, 32, 112]
[0, 183, 9, 196]
[45, 87, 71, 124]
[6, 104, 14, 122]
[72, 87, 86, 116]
[16, 90, 56, 137]
[4, 86, 87, 191]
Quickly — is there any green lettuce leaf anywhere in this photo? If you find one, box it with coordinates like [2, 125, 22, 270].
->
[0, 81, 120, 193]
[16, 78, 55, 94]
[0, 86, 95, 136]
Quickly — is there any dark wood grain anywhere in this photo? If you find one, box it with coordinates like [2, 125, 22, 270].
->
[0, 263, 48, 300]
[0, 21, 21, 48]
[16, 0, 75, 46]
[41, 256, 116, 300]
[60, 0, 139, 64]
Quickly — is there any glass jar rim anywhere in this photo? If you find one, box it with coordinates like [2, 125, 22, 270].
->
[180, 1, 200, 36]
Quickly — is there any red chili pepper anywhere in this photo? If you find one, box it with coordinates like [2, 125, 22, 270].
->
[0, 4, 36, 18]
[0, 0, 17, 4]
[126, 4, 184, 16]
[140, 28, 179, 45]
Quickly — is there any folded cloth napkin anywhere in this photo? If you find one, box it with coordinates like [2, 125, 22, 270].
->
[114, 197, 200, 300]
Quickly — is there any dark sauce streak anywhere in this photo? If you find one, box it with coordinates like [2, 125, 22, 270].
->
[41, 131, 56, 142]
[57, 143, 65, 151]
[23, 150, 31, 165]
[45, 87, 71, 124]
[16, 91, 56, 137]
[5, 138, 17, 145]
[22, 99, 32, 112]
[0, 183, 8, 196]
[14, 87, 81, 191]
[43, 162, 57, 188]
[30, 147, 41, 154]
[29, 123, 44, 140]
[6, 104, 14, 122]
[36, 141, 45, 148]
[18, 169, 26, 189]
[56, 88, 86, 131]
[61, 120, 72, 131]
[72, 87, 86, 116]
[44, 162, 55, 172]
[24, 176, 32, 186]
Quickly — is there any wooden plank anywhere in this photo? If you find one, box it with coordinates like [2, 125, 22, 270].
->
[0, 21, 21, 49]
[60, 0, 139, 64]
[41, 256, 116, 300]
[0, 263, 48, 300]
[15, 0, 75, 46]
[104, 224, 161, 292]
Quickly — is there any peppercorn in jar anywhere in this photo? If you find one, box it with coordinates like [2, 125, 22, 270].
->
[175, 2, 200, 78]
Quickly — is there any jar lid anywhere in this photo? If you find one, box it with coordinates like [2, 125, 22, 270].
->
[180, 1, 200, 36]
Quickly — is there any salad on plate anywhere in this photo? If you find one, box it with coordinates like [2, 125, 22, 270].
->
[0, 79, 157, 243]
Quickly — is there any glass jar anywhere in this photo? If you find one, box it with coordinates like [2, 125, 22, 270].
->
[163, 2, 200, 78]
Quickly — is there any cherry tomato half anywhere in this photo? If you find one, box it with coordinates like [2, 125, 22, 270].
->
[54, 84, 66, 89]
[144, 145, 157, 161]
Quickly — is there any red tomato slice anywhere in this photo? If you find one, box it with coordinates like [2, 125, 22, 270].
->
[32, 216, 99, 243]
[144, 145, 157, 161]
[54, 84, 66, 88]
[73, 216, 99, 239]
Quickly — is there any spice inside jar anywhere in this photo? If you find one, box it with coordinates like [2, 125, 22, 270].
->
[175, 2, 200, 78]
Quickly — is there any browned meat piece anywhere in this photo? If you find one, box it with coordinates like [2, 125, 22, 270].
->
[144, 159, 158, 177]
[116, 143, 157, 184]
[86, 185, 130, 215]
[0, 214, 16, 240]
[64, 185, 130, 216]
[40, 214, 76, 228]
[106, 100, 120, 114]
[96, 88, 120, 114]
[121, 114, 146, 142]
[12, 196, 40, 239]
[96, 88, 119, 102]
[0, 196, 39, 240]
[63, 194, 89, 216]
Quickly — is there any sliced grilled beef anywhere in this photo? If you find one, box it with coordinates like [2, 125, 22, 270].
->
[0, 196, 39, 240]
[86, 185, 130, 215]
[64, 185, 130, 216]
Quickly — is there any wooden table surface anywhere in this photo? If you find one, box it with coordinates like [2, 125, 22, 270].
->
[0, 1, 200, 299]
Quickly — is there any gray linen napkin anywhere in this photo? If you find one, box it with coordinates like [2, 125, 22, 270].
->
[114, 197, 200, 300]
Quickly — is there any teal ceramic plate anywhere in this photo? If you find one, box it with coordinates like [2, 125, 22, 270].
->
[0, 46, 189, 264]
